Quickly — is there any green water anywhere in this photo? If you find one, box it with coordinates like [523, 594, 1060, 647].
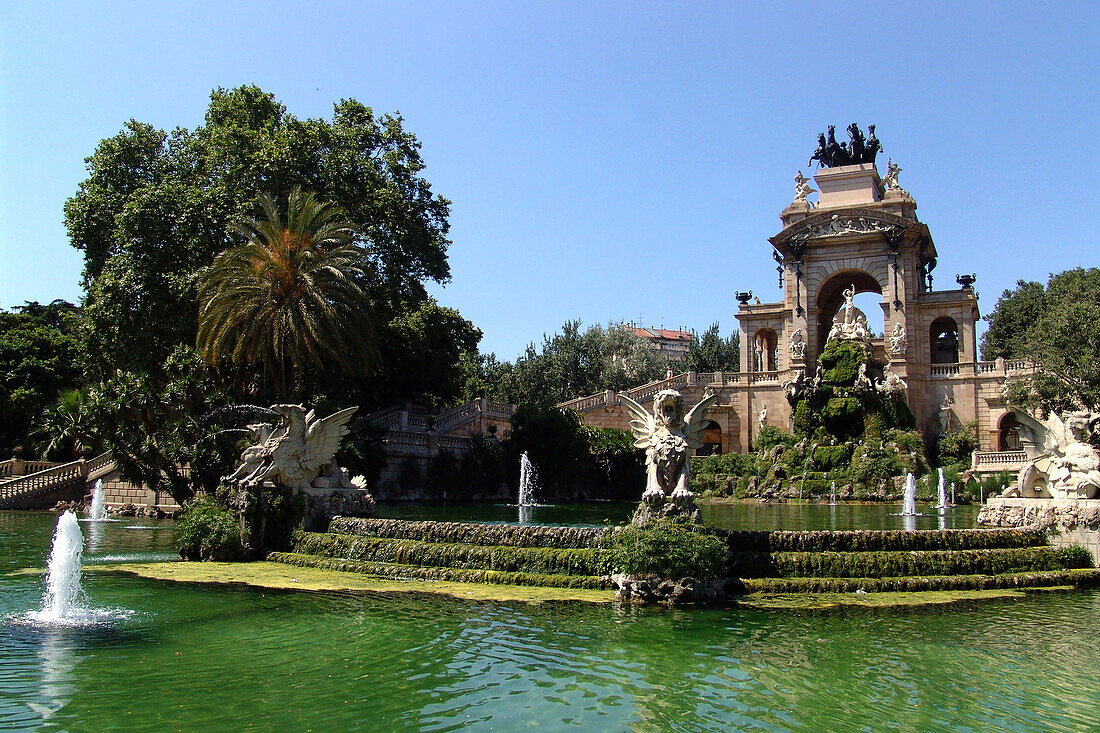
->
[4, 510, 1100, 732]
[375, 500, 981, 533]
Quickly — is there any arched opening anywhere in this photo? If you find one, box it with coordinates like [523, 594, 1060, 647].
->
[815, 270, 884, 355]
[752, 328, 778, 371]
[999, 413, 1021, 451]
[698, 420, 723, 456]
[930, 317, 959, 364]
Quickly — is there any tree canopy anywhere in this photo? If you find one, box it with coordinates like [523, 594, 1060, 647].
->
[486, 321, 666, 406]
[66, 86, 452, 378]
[682, 323, 740, 373]
[994, 268, 1100, 413]
[0, 301, 83, 457]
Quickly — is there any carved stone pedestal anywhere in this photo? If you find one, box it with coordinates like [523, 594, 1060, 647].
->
[631, 493, 702, 527]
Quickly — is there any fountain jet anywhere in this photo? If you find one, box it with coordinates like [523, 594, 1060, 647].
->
[87, 480, 108, 522]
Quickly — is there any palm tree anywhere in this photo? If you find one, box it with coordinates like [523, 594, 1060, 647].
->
[197, 188, 376, 400]
[36, 389, 97, 460]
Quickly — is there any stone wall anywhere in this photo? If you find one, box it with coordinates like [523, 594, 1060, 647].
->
[86, 469, 181, 514]
[977, 497, 1100, 564]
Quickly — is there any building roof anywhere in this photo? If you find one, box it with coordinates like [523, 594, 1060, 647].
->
[633, 327, 692, 342]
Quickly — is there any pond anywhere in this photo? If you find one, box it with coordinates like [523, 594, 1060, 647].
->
[4, 510, 1099, 731]
[375, 500, 982, 532]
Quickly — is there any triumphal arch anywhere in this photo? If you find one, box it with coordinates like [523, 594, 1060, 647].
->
[564, 126, 1023, 461]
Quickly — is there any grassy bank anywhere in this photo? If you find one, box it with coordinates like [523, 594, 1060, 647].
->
[85, 562, 1095, 611]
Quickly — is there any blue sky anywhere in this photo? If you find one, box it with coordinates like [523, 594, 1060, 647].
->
[2, 1, 1098, 360]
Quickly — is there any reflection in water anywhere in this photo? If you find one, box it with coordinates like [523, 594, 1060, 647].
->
[85, 519, 105, 554]
[29, 630, 78, 724]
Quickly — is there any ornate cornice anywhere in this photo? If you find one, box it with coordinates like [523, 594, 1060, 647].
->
[770, 208, 931, 261]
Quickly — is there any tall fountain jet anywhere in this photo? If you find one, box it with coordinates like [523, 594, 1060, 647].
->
[901, 473, 918, 516]
[87, 480, 108, 522]
[936, 468, 948, 509]
[38, 511, 86, 622]
[518, 452, 537, 507]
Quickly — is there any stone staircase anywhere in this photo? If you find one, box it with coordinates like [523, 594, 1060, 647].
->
[0, 452, 116, 509]
[267, 518, 1100, 597]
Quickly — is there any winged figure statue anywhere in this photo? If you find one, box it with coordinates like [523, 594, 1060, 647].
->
[618, 389, 720, 505]
[227, 404, 358, 490]
[1015, 410, 1100, 500]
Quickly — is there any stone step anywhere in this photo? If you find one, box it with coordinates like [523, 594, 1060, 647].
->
[267, 551, 611, 590]
[291, 531, 606, 577]
[730, 546, 1083, 579]
[328, 517, 610, 549]
[723, 527, 1049, 553]
[736, 568, 1100, 594]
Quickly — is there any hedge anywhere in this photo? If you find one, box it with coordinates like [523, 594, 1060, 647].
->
[267, 552, 611, 589]
[292, 531, 608, 576]
[328, 517, 611, 549]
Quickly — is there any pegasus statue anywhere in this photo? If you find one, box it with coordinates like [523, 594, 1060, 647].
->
[619, 389, 719, 506]
[225, 404, 358, 491]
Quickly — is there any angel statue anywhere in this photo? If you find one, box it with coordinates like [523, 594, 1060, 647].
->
[793, 170, 816, 205]
[619, 389, 720, 507]
[227, 404, 358, 490]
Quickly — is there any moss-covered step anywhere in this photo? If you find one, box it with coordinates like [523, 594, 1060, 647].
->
[292, 531, 608, 576]
[736, 568, 1100, 594]
[728, 546, 1088, 579]
[722, 528, 1047, 553]
[328, 517, 611, 549]
[267, 551, 611, 589]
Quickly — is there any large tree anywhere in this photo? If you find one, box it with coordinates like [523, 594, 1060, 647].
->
[989, 268, 1100, 413]
[0, 301, 82, 457]
[66, 86, 452, 378]
[197, 188, 375, 400]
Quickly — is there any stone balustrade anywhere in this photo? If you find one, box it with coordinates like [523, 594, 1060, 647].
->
[0, 452, 116, 508]
[971, 450, 1028, 472]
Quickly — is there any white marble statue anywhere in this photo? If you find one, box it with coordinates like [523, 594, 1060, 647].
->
[1014, 411, 1100, 500]
[938, 392, 954, 434]
[826, 284, 872, 346]
[854, 362, 874, 391]
[758, 404, 768, 428]
[888, 322, 908, 356]
[619, 389, 719, 506]
[883, 158, 908, 195]
[794, 170, 816, 205]
[788, 328, 806, 359]
[224, 404, 358, 490]
[876, 365, 908, 396]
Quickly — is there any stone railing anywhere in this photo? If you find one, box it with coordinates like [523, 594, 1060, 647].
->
[0, 458, 64, 479]
[626, 374, 689, 404]
[380, 430, 475, 457]
[971, 450, 1028, 471]
[0, 452, 115, 507]
[747, 371, 779, 384]
[930, 363, 960, 378]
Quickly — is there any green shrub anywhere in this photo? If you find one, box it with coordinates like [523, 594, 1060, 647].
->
[605, 518, 728, 579]
[1055, 545, 1094, 569]
[177, 495, 247, 561]
[755, 425, 797, 452]
[812, 444, 851, 470]
[818, 339, 867, 387]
